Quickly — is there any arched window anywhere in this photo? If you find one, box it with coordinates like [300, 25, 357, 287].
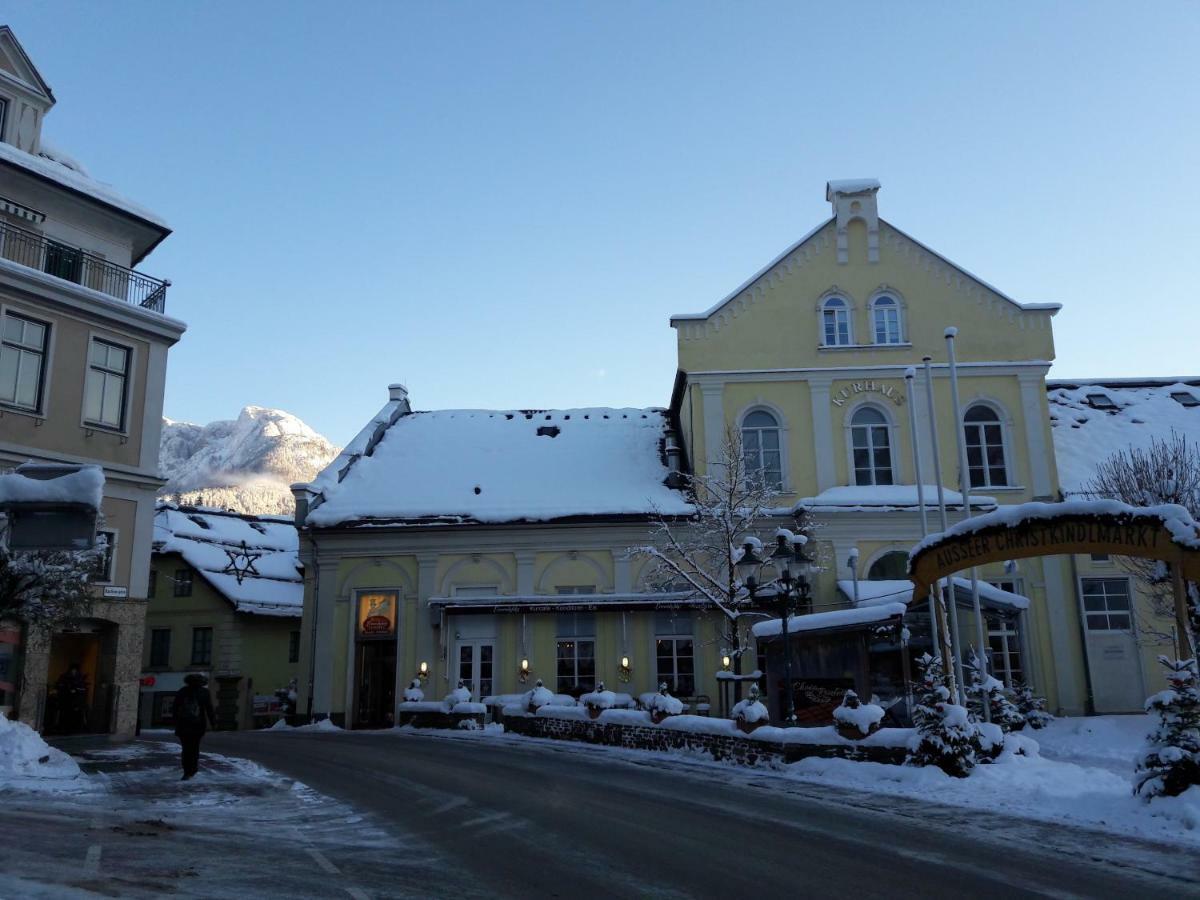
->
[964, 404, 1008, 488]
[872, 295, 902, 344]
[821, 297, 852, 346]
[741, 409, 783, 490]
[867, 551, 909, 581]
[851, 406, 893, 486]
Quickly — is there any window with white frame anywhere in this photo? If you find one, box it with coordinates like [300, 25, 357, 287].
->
[821, 297, 851, 346]
[871, 295, 902, 344]
[1, 311, 49, 412]
[90, 529, 116, 583]
[84, 338, 130, 430]
[964, 404, 1009, 488]
[741, 409, 783, 490]
[556, 611, 595, 694]
[1081, 578, 1132, 631]
[987, 616, 1023, 686]
[850, 406, 893, 485]
[654, 610, 695, 696]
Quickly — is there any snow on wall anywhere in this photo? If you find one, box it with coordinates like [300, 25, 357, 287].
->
[307, 408, 692, 526]
[153, 504, 301, 616]
[1048, 380, 1200, 496]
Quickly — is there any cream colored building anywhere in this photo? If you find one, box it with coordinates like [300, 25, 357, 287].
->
[0, 27, 185, 737]
[296, 178, 1179, 726]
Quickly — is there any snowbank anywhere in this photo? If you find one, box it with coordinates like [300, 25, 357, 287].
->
[0, 715, 83, 788]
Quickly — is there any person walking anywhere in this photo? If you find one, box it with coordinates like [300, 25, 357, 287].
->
[172, 673, 217, 780]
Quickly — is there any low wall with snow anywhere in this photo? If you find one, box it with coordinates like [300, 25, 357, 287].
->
[396, 701, 485, 729]
[503, 706, 911, 766]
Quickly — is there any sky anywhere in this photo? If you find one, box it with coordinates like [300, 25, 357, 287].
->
[5, 3, 1198, 446]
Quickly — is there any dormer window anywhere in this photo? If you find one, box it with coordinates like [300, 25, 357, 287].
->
[871, 295, 903, 344]
[821, 297, 852, 346]
[1171, 391, 1200, 408]
[1086, 393, 1117, 411]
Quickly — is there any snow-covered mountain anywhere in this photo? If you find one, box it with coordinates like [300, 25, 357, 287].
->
[159, 407, 340, 515]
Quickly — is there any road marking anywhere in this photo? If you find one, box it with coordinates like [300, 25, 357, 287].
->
[84, 844, 101, 874]
[306, 847, 339, 874]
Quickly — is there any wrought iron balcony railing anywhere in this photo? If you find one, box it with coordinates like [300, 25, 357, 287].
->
[0, 219, 169, 313]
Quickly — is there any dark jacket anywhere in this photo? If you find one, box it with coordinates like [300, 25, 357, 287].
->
[172, 683, 217, 735]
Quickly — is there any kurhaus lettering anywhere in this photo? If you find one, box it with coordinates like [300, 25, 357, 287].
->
[831, 380, 906, 408]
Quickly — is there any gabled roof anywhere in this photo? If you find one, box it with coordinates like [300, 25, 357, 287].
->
[306, 407, 693, 528]
[1047, 378, 1200, 496]
[153, 504, 302, 617]
[669, 217, 1060, 326]
[0, 27, 54, 103]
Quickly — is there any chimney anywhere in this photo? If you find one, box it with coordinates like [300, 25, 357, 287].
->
[388, 383, 411, 413]
[290, 482, 316, 527]
[825, 179, 881, 264]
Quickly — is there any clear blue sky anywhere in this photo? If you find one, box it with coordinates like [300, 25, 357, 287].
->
[7, 3, 1198, 445]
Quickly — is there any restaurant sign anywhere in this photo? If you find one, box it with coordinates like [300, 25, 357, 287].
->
[357, 591, 398, 639]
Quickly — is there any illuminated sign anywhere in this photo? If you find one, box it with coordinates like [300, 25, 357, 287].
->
[357, 591, 398, 639]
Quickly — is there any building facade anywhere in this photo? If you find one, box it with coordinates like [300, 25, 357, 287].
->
[296, 179, 1180, 726]
[143, 505, 302, 730]
[0, 27, 185, 737]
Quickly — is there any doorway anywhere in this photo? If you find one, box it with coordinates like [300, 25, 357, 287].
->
[355, 640, 396, 728]
[46, 623, 116, 735]
[455, 640, 495, 701]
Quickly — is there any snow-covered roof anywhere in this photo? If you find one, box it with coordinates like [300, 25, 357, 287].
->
[797, 485, 996, 512]
[153, 504, 302, 617]
[752, 602, 906, 640]
[306, 407, 692, 527]
[0, 139, 168, 231]
[0, 464, 103, 510]
[835, 578, 1030, 611]
[826, 178, 881, 196]
[1048, 378, 1200, 496]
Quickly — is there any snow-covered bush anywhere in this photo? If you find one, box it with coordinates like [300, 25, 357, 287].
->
[1135, 656, 1200, 800]
[648, 682, 684, 723]
[731, 684, 769, 733]
[906, 654, 982, 778]
[443, 680, 471, 709]
[524, 679, 555, 712]
[402, 679, 424, 702]
[833, 689, 885, 739]
[581, 682, 617, 718]
[1011, 680, 1054, 730]
[965, 650, 1025, 733]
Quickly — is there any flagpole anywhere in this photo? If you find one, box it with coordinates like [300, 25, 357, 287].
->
[904, 367, 938, 656]
[945, 327, 990, 719]
[923, 355, 965, 701]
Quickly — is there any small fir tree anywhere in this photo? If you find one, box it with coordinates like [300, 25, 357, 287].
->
[1135, 656, 1200, 800]
[907, 653, 981, 778]
[1011, 680, 1053, 730]
[965, 648, 1025, 733]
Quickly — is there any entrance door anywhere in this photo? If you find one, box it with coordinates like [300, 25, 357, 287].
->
[355, 641, 396, 728]
[456, 641, 494, 701]
[47, 626, 116, 735]
[1080, 577, 1146, 712]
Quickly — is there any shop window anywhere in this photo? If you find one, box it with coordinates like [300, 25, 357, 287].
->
[190, 627, 213, 666]
[1081, 578, 1132, 631]
[556, 611, 595, 694]
[654, 611, 695, 696]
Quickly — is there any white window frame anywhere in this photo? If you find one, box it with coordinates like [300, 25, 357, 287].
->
[0, 307, 51, 414]
[556, 611, 596, 694]
[1079, 576, 1134, 633]
[739, 406, 786, 491]
[81, 334, 135, 434]
[846, 403, 897, 486]
[820, 296, 853, 347]
[91, 528, 118, 585]
[963, 402, 1012, 489]
[869, 293, 903, 345]
[653, 611, 696, 697]
[986, 616, 1023, 688]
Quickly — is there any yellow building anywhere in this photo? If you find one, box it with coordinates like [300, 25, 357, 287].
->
[296, 179, 1173, 726]
[142, 505, 302, 729]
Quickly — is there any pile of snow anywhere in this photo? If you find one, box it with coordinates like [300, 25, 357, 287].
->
[523, 681, 555, 711]
[443, 684, 472, 708]
[0, 716, 83, 786]
[402, 680, 424, 702]
[1048, 380, 1200, 495]
[306, 407, 693, 526]
[645, 688, 684, 716]
[269, 717, 342, 733]
[0, 464, 104, 510]
[160, 407, 340, 516]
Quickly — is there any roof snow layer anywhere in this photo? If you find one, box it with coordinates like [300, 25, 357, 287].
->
[307, 408, 693, 527]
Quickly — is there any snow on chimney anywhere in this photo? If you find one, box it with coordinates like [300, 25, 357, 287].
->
[388, 383, 409, 402]
[826, 179, 881, 264]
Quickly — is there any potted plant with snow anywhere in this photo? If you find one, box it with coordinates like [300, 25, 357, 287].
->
[649, 682, 684, 724]
[730, 683, 769, 734]
[524, 678, 554, 713]
[833, 689, 884, 740]
[403, 679, 424, 703]
[443, 680, 471, 710]
[581, 681, 616, 720]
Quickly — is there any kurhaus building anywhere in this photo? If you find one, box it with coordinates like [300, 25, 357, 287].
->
[294, 179, 1182, 727]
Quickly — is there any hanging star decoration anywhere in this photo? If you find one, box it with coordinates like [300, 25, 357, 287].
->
[222, 540, 263, 585]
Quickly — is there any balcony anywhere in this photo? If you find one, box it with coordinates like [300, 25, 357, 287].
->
[0, 219, 169, 313]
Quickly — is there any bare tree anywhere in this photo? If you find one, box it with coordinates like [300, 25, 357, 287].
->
[633, 426, 814, 681]
[0, 543, 100, 632]
[1087, 430, 1200, 644]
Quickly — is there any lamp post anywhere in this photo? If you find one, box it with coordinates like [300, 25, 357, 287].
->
[737, 533, 813, 726]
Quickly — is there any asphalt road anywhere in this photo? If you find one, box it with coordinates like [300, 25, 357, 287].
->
[205, 729, 1200, 900]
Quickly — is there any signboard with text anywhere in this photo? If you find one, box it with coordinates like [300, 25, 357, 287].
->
[357, 591, 398, 639]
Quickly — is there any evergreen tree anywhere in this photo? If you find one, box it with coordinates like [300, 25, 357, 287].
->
[1011, 680, 1053, 730]
[1135, 656, 1200, 800]
[907, 653, 981, 778]
[965, 648, 1025, 733]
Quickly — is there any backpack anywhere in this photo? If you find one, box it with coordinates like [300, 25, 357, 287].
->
[178, 689, 203, 725]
